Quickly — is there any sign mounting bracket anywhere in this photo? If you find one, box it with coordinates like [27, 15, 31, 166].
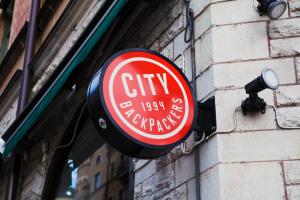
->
[195, 96, 216, 141]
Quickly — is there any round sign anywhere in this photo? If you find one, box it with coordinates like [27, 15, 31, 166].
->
[87, 49, 196, 158]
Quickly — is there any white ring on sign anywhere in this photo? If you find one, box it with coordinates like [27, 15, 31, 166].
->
[108, 57, 190, 140]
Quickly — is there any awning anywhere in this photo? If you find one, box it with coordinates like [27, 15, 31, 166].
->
[1, 0, 128, 157]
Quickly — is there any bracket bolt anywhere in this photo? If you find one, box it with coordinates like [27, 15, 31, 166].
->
[98, 118, 107, 130]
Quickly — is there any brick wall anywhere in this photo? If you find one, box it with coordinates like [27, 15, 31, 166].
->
[9, 0, 30, 46]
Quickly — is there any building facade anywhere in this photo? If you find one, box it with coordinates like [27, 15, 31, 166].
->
[0, 0, 299, 200]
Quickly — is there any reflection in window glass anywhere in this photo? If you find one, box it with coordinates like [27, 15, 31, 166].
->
[96, 155, 101, 165]
[119, 189, 124, 200]
[54, 136, 130, 199]
[94, 173, 101, 190]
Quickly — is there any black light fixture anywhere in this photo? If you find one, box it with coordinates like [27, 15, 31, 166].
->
[257, 0, 287, 19]
[241, 68, 279, 115]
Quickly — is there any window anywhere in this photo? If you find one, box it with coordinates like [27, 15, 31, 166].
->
[96, 155, 101, 165]
[45, 106, 131, 200]
[0, 0, 14, 61]
[118, 189, 124, 200]
[110, 162, 115, 179]
[94, 172, 101, 190]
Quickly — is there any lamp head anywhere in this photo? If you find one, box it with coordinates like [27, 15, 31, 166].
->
[245, 68, 279, 94]
[242, 68, 279, 115]
[257, 0, 287, 19]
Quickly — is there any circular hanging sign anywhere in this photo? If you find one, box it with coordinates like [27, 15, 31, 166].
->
[87, 49, 197, 158]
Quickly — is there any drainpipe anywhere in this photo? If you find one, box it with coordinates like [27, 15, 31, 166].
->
[184, 0, 201, 199]
[5, 1, 40, 200]
[17, 0, 40, 114]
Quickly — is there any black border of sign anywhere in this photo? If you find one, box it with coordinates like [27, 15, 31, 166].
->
[98, 48, 198, 150]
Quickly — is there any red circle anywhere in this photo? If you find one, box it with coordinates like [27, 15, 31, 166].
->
[102, 51, 195, 146]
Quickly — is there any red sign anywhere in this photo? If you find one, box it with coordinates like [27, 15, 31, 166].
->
[101, 50, 195, 146]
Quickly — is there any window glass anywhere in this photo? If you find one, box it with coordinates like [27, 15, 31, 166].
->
[94, 173, 101, 190]
[54, 124, 130, 200]
[119, 189, 124, 200]
[96, 155, 101, 165]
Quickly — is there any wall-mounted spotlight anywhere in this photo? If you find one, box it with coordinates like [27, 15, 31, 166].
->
[241, 68, 279, 115]
[257, 0, 287, 19]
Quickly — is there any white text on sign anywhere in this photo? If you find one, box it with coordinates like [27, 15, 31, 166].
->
[121, 73, 169, 97]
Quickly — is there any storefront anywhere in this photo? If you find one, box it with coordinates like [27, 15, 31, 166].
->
[0, 0, 300, 199]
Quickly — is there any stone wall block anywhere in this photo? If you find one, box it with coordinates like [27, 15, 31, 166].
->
[183, 48, 192, 81]
[134, 184, 142, 200]
[196, 66, 214, 101]
[0, 99, 18, 136]
[296, 57, 300, 82]
[219, 162, 285, 200]
[283, 161, 300, 185]
[149, 40, 160, 52]
[210, 0, 272, 25]
[175, 151, 195, 186]
[145, 0, 183, 48]
[236, 107, 277, 131]
[195, 31, 213, 74]
[212, 22, 269, 63]
[290, 0, 300, 17]
[134, 160, 156, 186]
[269, 18, 300, 38]
[161, 184, 187, 200]
[200, 165, 221, 200]
[161, 41, 174, 60]
[194, 7, 212, 40]
[199, 135, 219, 173]
[174, 54, 184, 71]
[271, 37, 300, 57]
[276, 85, 300, 106]
[187, 178, 197, 200]
[21, 172, 44, 200]
[174, 31, 190, 59]
[142, 163, 175, 199]
[277, 107, 300, 128]
[287, 185, 300, 200]
[217, 130, 300, 163]
[197, 22, 269, 74]
[160, 15, 185, 49]
[155, 145, 183, 172]
[21, 191, 40, 200]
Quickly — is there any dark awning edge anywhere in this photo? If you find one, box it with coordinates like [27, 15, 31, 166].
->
[1, 0, 128, 157]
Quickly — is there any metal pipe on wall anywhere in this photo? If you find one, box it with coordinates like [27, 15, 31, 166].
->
[183, 0, 201, 199]
[6, 1, 41, 200]
[17, 0, 40, 114]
